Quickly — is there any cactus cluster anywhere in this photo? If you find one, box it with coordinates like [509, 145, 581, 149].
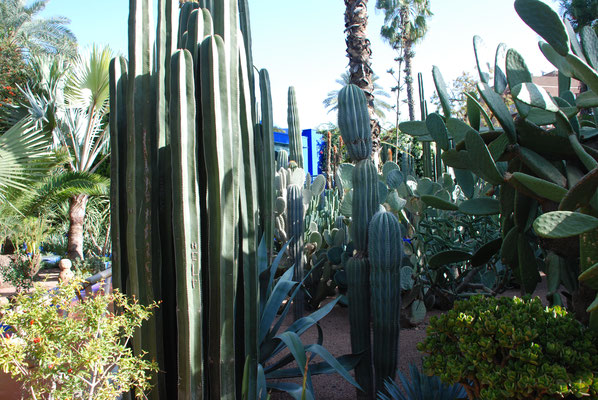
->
[110, 0, 263, 398]
[339, 84, 405, 397]
[400, 0, 598, 329]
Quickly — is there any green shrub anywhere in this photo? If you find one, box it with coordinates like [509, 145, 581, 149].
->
[417, 296, 598, 400]
[0, 278, 158, 399]
[0, 254, 39, 293]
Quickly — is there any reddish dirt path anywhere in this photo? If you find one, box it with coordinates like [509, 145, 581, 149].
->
[268, 278, 549, 399]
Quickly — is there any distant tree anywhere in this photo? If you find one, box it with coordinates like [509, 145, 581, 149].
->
[0, 0, 77, 59]
[559, 0, 598, 32]
[0, 39, 31, 132]
[323, 71, 392, 119]
[430, 71, 478, 121]
[430, 70, 514, 129]
[344, 0, 382, 163]
[13, 46, 112, 260]
[376, 0, 432, 121]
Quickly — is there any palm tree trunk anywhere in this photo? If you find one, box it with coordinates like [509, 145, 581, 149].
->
[404, 40, 416, 121]
[67, 194, 88, 260]
[344, 0, 381, 165]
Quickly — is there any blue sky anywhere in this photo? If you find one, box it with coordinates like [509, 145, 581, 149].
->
[40, 0, 560, 129]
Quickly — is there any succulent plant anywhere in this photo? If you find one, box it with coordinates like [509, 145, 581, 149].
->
[419, 296, 598, 400]
[398, 0, 598, 328]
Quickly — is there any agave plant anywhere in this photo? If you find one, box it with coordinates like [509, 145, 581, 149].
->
[377, 363, 467, 400]
[252, 238, 361, 400]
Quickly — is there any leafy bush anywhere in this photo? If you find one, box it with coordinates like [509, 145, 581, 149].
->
[72, 256, 109, 277]
[0, 254, 39, 293]
[418, 296, 598, 400]
[0, 278, 158, 399]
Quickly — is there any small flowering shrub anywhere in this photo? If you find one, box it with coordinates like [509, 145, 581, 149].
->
[417, 296, 598, 400]
[0, 278, 158, 399]
[0, 254, 39, 293]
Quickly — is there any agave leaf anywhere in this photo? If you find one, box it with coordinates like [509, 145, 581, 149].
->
[266, 353, 361, 380]
[266, 381, 314, 400]
[259, 267, 296, 343]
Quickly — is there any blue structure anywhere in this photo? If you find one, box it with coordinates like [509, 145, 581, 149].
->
[273, 129, 323, 177]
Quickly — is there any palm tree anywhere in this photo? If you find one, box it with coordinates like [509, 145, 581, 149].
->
[344, 0, 382, 163]
[376, 0, 432, 121]
[323, 71, 392, 119]
[559, 0, 598, 32]
[15, 46, 112, 260]
[0, 0, 77, 59]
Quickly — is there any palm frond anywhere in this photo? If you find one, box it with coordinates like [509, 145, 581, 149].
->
[64, 45, 113, 110]
[21, 171, 109, 216]
[0, 118, 53, 201]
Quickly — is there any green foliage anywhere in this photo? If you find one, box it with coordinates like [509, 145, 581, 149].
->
[418, 296, 598, 399]
[72, 256, 109, 277]
[0, 278, 159, 399]
[0, 255, 37, 293]
[322, 71, 392, 119]
[0, 39, 30, 131]
[377, 363, 466, 400]
[0, 0, 77, 59]
[256, 240, 361, 399]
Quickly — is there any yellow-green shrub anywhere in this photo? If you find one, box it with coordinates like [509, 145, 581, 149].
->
[417, 296, 598, 400]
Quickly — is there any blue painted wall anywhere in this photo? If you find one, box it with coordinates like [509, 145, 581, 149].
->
[273, 129, 323, 178]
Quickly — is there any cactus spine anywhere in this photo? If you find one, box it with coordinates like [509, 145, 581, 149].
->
[288, 86, 303, 168]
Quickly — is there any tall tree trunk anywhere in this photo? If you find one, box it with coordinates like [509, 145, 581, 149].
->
[67, 194, 88, 260]
[404, 40, 416, 121]
[345, 0, 381, 165]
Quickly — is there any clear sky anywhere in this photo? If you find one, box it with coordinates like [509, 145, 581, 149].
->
[40, 0, 560, 129]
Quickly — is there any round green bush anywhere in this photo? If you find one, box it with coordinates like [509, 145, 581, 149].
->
[417, 295, 598, 400]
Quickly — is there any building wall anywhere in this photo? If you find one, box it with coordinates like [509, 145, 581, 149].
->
[532, 71, 582, 97]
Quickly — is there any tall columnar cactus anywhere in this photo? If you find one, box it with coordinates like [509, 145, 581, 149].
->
[338, 84, 372, 162]
[125, 1, 164, 397]
[169, 49, 203, 398]
[277, 149, 289, 170]
[287, 183, 305, 320]
[110, 1, 262, 398]
[338, 83, 404, 399]
[258, 69, 275, 259]
[287, 86, 303, 168]
[351, 159, 380, 252]
[368, 211, 403, 391]
[345, 256, 373, 398]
